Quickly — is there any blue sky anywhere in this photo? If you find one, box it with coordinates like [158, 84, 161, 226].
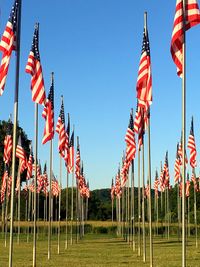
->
[1, 0, 200, 190]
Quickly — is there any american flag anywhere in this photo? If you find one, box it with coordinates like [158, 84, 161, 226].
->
[16, 134, 27, 173]
[115, 168, 122, 199]
[191, 172, 198, 191]
[171, 0, 200, 77]
[42, 75, 54, 144]
[187, 117, 197, 168]
[125, 111, 136, 164]
[138, 108, 145, 151]
[56, 97, 66, 157]
[111, 178, 115, 200]
[51, 175, 60, 197]
[85, 181, 90, 199]
[121, 158, 129, 187]
[1, 167, 8, 203]
[42, 163, 49, 196]
[67, 130, 74, 173]
[153, 170, 159, 198]
[186, 176, 191, 197]
[37, 165, 44, 193]
[26, 145, 33, 180]
[145, 184, 150, 199]
[133, 102, 141, 134]
[3, 124, 13, 165]
[64, 113, 70, 165]
[136, 29, 152, 108]
[163, 152, 170, 188]
[7, 175, 12, 198]
[0, 0, 19, 96]
[25, 23, 46, 104]
[174, 143, 181, 183]
[75, 142, 81, 180]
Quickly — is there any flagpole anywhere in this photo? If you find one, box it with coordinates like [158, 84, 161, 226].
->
[70, 126, 75, 245]
[131, 160, 135, 251]
[17, 166, 21, 244]
[142, 144, 146, 262]
[48, 72, 54, 260]
[193, 170, 198, 248]
[9, 0, 22, 265]
[58, 155, 62, 254]
[33, 101, 38, 267]
[65, 171, 69, 249]
[182, 1, 186, 266]
[48, 139, 53, 260]
[144, 12, 153, 267]
[138, 149, 141, 256]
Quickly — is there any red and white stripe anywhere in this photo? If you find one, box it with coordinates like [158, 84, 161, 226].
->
[25, 50, 46, 104]
[171, 0, 200, 77]
[0, 20, 16, 95]
[3, 134, 12, 165]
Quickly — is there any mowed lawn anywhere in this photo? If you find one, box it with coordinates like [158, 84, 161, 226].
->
[0, 232, 200, 266]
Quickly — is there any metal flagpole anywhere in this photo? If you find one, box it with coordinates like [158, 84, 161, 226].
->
[187, 193, 190, 238]
[48, 139, 53, 260]
[65, 171, 69, 249]
[71, 170, 74, 245]
[131, 160, 135, 251]
[58, 155, 62, 254]
[138, 149, 141, 256]
[182, 1, 186, 266]
[193, 170, 198, 248]
[70, 127, 74, 245]
[33, 102, 38, 267]
[144, 12, 153, 267]
[142, 144, 146, 262]
[9, 1, 22, 265]
[17, 166, 21, 244]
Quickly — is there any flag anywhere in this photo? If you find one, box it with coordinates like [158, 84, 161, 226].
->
[16, 135, 27, 173]
[163, 151, 170, 188]
[51, 174, 60, 197]
[171, 0, 200, 77]
[111, 178, 115, 200]
[133, 102, 141, 134]
[64, 113, 70, 165]
[56, 97, 66, 157]
[138, 108, 145, 151]
[42, 163, 49, 196]
[115, 168, 122, 199]
[1, 168, 8, 203]
[187, 117, 197, 168]
[67, 130, 74, 173]
[42, 76, 54, 144]
[153, 170, 159, 198]
[26, 146, 33, 180]
[0, 0, 19, 95]
[125, 111, 136, 163]
[136, 28, 152, 108]
[186, 174, 191, 197]
[3, 134, 12, 165]
[75, 142, 81, 180]
[174, 143, 181, 183]
[25, 23, 46, 104]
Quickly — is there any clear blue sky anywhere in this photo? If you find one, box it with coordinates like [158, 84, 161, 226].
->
[1, 0, 200, 190]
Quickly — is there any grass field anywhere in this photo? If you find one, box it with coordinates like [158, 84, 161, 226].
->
[0, 225, 200, 266]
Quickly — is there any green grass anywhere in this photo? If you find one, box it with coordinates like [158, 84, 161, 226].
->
[0, 231, 200, 266]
